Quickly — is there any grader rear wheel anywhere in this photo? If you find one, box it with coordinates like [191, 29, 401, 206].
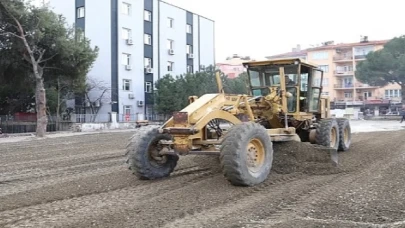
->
[336, 118, 351, 151]
[126, 128, 178, 180]
[220, 122, 273, 186]
[315, 118, 340, 150]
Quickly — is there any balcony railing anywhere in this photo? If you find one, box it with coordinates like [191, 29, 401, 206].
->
[334, 70, 354, 75]
[354, 55, 366, 60]
[334, 83, 354, 89]
[333, 54, 353, 61]
[335, 83, 379, 89]
[356, 83, 378, 88]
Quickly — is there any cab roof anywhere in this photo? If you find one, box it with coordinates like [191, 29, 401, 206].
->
[242, 57, 319, 69]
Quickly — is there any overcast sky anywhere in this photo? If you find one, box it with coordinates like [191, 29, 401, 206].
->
[36, 0, 404, 62]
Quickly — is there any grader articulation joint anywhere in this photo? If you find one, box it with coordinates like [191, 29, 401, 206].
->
[126, 58, 352, 186]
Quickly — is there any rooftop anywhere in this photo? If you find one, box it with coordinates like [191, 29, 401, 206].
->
[266, 39, 390, 59]
[216, 54, 254, 66]
[160, 0, 214, 22]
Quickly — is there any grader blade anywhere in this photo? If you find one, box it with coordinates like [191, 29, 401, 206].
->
[307, 144, 339, 166]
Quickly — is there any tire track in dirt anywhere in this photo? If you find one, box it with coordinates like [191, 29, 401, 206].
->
[0, 157, 125, 197]
[1, 128, 404, 228]
[58, 173, 308, 228]
[0, 132, 133, 149]
[0, 153, 216, 213]
[0, 167, 216, 227]
[163, 131, 405, 228]
[0, 151, 125, 180]
[216, 131, 405, 228]
[0, 149, 126, 172]
[0, 142, 128, 164]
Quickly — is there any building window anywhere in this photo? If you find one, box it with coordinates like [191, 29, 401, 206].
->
[123, 105, 132, 115]
[321, 92, 329, 96]
[322, 78, 329, 86]
[77, 7, 85, 18]
[144, 58, 152, 68]
[187, 65, 193, 73]
[354, 46, 374, 56]
[123, 79, 131, 91]
[167, 39, 173, 49]
[122, 28, 131, 40]
[144, 34, 152, 45]
[122, 53, 131, 65]
[312, 52, 328, 60]
[319, 65, 329, 73]
[363, 91, 372, 98]
[344, 92, 352, 98]
[167, 17, 173, 28]
[145, 82, 152, 93]
[122, 2, 131, 15]
[186, 44, 193, 54]
[186, 24, 192, 34]
[167, 61, 174, 71]
[385, 89, 401, 98]
[144, 10, 152, 21]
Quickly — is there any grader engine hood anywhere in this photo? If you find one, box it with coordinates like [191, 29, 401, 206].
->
[159, 93, 246, 155]
[160, 93, 243, 132]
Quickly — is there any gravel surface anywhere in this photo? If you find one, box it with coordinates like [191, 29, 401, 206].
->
[1, 126, 405, 228]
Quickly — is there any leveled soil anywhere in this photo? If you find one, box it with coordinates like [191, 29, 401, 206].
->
[1, 127, 405, 228]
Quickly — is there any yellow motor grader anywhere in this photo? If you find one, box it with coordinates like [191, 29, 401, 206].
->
[126, 58, 351, 186]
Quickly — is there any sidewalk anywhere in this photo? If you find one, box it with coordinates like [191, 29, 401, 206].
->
[1, 120, 404, 145]
[0, 128, 141, 144]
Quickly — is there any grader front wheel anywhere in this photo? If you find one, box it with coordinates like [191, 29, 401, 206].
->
[220, 122, 273, 186]
[126, 128, 179, 180]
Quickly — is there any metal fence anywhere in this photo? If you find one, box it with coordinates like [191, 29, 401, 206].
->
[73, 114, 111, 123]
[0, 115, 72, 134]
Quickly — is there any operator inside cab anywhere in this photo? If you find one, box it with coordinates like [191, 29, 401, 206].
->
[285, 75, 296, 86]
[285, 75, 297, 112]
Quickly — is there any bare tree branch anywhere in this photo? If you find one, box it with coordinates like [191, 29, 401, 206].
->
[39, 52, 58, 64]
[0, 32, 23, 39]
[37, 49, 46, 63]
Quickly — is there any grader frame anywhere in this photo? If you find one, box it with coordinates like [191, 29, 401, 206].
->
[126, 58, 351, 186]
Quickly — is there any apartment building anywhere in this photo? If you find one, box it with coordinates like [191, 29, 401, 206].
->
[47, 0, 215, 121]
[216, 54, 251, 78]
[266, 37, 401, 113]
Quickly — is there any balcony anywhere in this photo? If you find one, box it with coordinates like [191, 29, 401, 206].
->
[334, 98, 364, 106]
[334, 83, 354, 89]
[334, 70, 354, 75]
[335, 83, 380, 90]
[354, 55, 366, 60]
[355, 83, 379, 89]
[333, 54, 353, 62]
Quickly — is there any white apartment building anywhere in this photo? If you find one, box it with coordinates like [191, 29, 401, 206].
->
[47, 0, 215, 121]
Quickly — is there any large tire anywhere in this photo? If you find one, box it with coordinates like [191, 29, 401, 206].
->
[219, 122, 273, 186]
[315, 118, 339, 150]
[126, 128, 178, 180]
[336, 118, 351, 151]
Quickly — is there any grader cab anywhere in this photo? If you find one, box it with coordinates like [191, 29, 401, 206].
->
[126, 58, 351, 186]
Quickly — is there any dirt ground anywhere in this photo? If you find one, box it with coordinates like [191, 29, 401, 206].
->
[1, 126, 405, 228]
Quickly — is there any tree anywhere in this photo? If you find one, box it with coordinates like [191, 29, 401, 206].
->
[154, 66, 250, 116]
[155, 74, 184, 118]
[356, 36, 405, 104]
[223, 72, 249, 94]
[83, 77, 111, 122]
[0, 0, 98, 136]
